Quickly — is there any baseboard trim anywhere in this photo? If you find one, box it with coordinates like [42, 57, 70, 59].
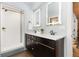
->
[0, 47, 25, 57]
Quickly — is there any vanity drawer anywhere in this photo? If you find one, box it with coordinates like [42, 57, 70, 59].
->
[32, 44, 56, 57]
[36, 37, 56, 48]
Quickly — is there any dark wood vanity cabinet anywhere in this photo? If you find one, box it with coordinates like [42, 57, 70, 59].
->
[25, 34, 64, 57]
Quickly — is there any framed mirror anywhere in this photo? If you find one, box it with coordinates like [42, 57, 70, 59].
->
[46, 2, 61, 25]
[33, 9, 41, 27]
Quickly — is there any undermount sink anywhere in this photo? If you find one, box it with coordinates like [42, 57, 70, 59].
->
[35, 32, 56, 36]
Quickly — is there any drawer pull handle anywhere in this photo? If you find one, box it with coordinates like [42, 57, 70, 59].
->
[37, 42, 55, 50]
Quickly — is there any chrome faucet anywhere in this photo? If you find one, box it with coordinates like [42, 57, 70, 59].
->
[50, 30, 55, 35]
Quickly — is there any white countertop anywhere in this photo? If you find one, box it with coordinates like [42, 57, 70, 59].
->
[26, 32, 65, 41]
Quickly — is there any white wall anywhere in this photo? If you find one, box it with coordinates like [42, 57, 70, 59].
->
[62, 2, 73, 57]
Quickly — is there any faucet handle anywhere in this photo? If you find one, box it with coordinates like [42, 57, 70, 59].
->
[50, 30, 55, 35]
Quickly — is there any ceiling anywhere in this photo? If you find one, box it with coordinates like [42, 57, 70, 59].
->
[25, 2, 46, 11]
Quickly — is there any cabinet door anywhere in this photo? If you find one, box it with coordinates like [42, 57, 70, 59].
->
[26, 35, 32, 46]
[32, 44, 56, 57]
[26, 34, 36, 51]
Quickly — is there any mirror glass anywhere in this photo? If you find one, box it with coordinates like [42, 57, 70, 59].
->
[34, 9, 41, 27]
[46, 2, 61, 25]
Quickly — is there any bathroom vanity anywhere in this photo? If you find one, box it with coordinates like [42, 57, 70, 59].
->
[25, 32, 65, 57]
[25, 2, 65, 57]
